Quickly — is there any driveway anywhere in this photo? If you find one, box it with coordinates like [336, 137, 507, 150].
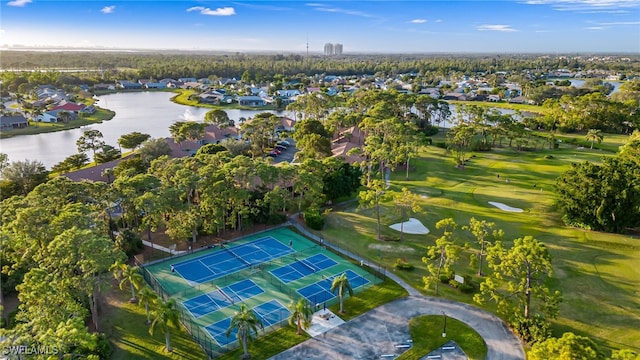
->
[272, 138, 297, 164]
[271, 222, 527, 360]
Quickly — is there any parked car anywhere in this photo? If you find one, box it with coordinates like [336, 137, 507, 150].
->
[266, 152, 277, 158]
[275, 145, 287, 151]
[278, 140, 291, 146]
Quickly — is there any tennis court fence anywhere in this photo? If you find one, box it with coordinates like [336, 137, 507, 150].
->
[176, 296, 293, 359]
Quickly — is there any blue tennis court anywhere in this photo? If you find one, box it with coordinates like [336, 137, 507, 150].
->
[205, 300, 290, 346]
[183, 279, 264, 318]
[270, 253, 338, 283]
[171, 236, 294, 285]
[296, 269, 370, 307]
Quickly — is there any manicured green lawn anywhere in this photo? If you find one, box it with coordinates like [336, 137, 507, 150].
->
[0, 107, 115, 138]
[396, 315, 487, 360]
[171, 89, 282, 111]
[318, 136, 640, 356]
[102, 286, 207, 360]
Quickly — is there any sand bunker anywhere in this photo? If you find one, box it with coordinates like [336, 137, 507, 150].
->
[488, 201, 524, 212]
[389, 218, 430, 234]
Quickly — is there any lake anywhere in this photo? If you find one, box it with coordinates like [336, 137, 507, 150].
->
[0, 92, 291, 169]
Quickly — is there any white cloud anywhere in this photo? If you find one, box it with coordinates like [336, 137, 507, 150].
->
[187, 6, 236, 16]
[524, 0, 640, 12]
[587, 26, 606, 29]
[410, 19, 427, 24]
[435, 19, 442, 23]
[599, 21, 640, 25]
[307, 3, 377, 18]
[477, 24, 518, 32]
[101, 5, 116, 14]
[7, 0, 31, 7]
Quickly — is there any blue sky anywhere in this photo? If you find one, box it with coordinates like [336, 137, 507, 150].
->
[1, 0, 639, 53]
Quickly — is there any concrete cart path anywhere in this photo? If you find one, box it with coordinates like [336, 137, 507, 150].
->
[275, 220, 526, 360]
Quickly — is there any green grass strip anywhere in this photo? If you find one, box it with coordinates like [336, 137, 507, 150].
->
[396, 315, 487, 360]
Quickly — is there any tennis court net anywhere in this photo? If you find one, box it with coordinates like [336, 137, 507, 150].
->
[216, 285, 234, 304]
[299, 258, 319, 273]
[223, 245, 251, 267]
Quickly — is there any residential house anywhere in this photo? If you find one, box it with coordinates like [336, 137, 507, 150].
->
[238, 96, 266, 107]
[63, 155, 133, 183]
[198, 78, 211, 84]
[275, 117, 296, 132]
[159, 78, 176, 84]
[509, 96, 529, 104]
[138, 79, 151, 86]
[199, 90, 225, 104]
[443, 93, 467, 101]
[117, 80, 142, 90]
[80, 105, 96, 115]
[94, 83, 116, 91]
[220, 78, 238, 86]
[178, 77, 197, 83]
[144, 82, 167, 89]
[276, 89, 301, 98]
[0, 115, 28, 130]
[181, 82, 204, 90]
[488, 95, 501, 102]
[331, 126, 366, 165]
[50, 100, 85, 113]
[306, 87, 321, 94]
[165, 81, 184, 89]
[418, 88, 440, 99]
[37, 111, 59, 123]
[201, 124, 240, 144]
[49, 109, 78, 121]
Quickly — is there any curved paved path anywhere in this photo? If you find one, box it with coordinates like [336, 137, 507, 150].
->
[272, 221, 526, 360]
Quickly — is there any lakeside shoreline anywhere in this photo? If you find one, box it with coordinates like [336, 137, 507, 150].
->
[0, 107, 116, 139]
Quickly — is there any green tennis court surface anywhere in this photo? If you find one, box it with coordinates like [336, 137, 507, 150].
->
[143, 227, 382, 356]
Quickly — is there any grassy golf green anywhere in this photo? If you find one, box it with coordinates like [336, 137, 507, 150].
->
[314, 133, 640, 355]
[396, 315, 487, 360]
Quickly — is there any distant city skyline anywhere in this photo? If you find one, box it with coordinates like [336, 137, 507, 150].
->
[1, 0, 639, 53]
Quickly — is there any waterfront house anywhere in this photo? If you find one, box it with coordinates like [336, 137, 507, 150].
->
[0, 115, 28, 130]
[38, 111, 59, 123]
[238, 96, 266, 107]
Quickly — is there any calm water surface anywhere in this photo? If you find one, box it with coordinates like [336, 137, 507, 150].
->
[0, 92, 289, 169]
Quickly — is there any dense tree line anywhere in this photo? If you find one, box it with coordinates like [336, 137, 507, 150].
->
[2, 52, 639, 91]
[555, 131, 640, 233]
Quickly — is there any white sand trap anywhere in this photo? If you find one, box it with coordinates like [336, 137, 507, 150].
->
[306, 310, 345, 337]
[389, 218, 430, 234]
[489, 201, 524, 212]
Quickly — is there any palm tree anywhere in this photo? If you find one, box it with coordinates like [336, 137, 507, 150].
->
[330, 273, 353, 314]
[288, 298, 313, 335]
[138, 285, 158, 325]
[149, 298, 181, 352]
[111, 262, 143, 303]
[585, 129, 604, 149]
[226, 303, 263, 359]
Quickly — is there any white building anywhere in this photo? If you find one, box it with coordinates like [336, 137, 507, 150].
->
[324, 43, 334, 56]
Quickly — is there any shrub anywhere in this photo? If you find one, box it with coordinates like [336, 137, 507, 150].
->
[393, 258, 414, 271]
[544, 154, 554, 159]
[434, 141, 448, 149]
[510, 313, 552, 344]
[303, 208, 324, 230]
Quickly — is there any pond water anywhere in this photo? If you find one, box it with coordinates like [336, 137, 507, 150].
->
[0, 92, 290, 169]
